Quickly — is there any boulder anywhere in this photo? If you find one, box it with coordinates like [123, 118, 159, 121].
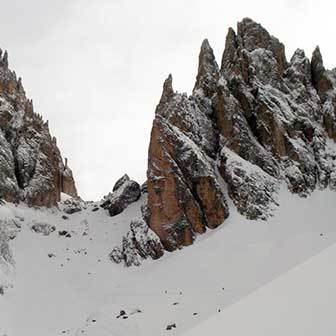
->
[113, 174, 130, 192]
[144, 17, 336, 255]
[109, 218, 164, 267]
[58, 230, 71, 238]
[31, 221, 56, 235]
[109, 246, 123, 264]
[101, 175, 141, 217]
[62, 197, 83, 214]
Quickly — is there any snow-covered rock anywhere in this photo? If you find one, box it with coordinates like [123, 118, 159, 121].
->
[61, 197, 84, 215]
[0, 219, 16, 265]
[144, 17, 336, 252]
[110, 218, 164, 266]
[220, 148, 279, 220]
[101, 175, 141, 217]
[31, 221, 56, 236]
[0, 50, 77, 207]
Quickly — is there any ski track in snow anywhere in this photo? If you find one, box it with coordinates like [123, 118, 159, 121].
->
[1, 187, 336, 336]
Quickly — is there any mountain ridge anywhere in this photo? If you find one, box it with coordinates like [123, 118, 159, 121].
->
[0, 50, 78, 207]
[1, 18, 336, 266]
[111, 17, 336, 264]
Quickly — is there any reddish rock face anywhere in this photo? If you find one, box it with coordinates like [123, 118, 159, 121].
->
[147, 117, 206, 251]
[145, 17, 336, 254]
[0, 50, 77, 206]
[147, 46, 229, 250]
[61, 158, 78, 198]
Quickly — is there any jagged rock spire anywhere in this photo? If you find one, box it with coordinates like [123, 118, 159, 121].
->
[236, 18, 287, 76]
[288, 48, 312, 84]
[221, 27, 238, 73]
[193, 38, 219, 98]
[237, 18, 271, 51]
[110, 17, 336, 262]
[311, 46, 325, 77]
[2, 50, 8, 68]
[311, 46, 332, 100]
[158, 74, 174, 105]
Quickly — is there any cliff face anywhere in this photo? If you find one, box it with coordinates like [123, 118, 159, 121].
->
[0, 50, 77, 207]
[145, 18, 336, 252]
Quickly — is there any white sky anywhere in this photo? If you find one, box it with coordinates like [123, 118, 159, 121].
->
[1, 0, 335, 200]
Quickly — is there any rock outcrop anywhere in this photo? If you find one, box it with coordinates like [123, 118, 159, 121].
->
[109, 218, 164, 266]
[61, 197, 84, 214]
[0, 218, 20, 266]
[101, 174, 141, 216]
[143, 18, 336, 252]
[61, 158, 78, 198]
[0, 50, 77, 207]
[107, 18, 336, 265]
[31, 221, 56, 236]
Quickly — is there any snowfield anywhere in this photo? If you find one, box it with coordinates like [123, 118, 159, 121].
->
[1, 187, 336, 336]
[183, 239, 336, 336]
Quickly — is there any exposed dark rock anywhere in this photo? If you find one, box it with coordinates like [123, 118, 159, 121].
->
[311, 46, 332, 102]
[31, 222, 56, 235]
[142, 17, 336, 255]
[61, 158, 78, 198]
[116, 310, 127, 319]
[109, 218, 164, 266]
[193, 39, 219, 98]
[220, 148, 279, 220]
[110, 18, 336, 264]
[101, 175, 141, 217]
[147, 72, 229, 251]
[113, 174, 130, 192]
[140, 181, 148, 194]
[0, 219, 16, 265]
[166, 323, 177, 331]
[0, 48, 78, 206]
[58, 230, 71, 238]
[62, 198, 83, 214]
[109, 246, 123, 264]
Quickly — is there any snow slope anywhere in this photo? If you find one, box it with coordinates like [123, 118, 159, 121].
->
[1, 187, 336, 335]
[183, 240, 336, 336]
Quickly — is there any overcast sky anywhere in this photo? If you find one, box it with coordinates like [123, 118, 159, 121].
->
[1, 0, 335, 200]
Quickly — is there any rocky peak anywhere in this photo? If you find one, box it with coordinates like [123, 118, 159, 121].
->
[237, 18, 272, 51]
[0, 47, 78, 206]
[113, 174, 130, 192]
[146, 71, 228, 250]
[193, 39, 219, 98]
[311, 46, 332, 101]
[289, 49, 310, 72]
[0, 50, 8, 68]
[236, 18, 287, 77]
[221, 27, 238, 75]
[107, 19, 336, 266]
[311, 46, 324, 73]
[136, 18, 336, 256]
[157, 74, 174, 107]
